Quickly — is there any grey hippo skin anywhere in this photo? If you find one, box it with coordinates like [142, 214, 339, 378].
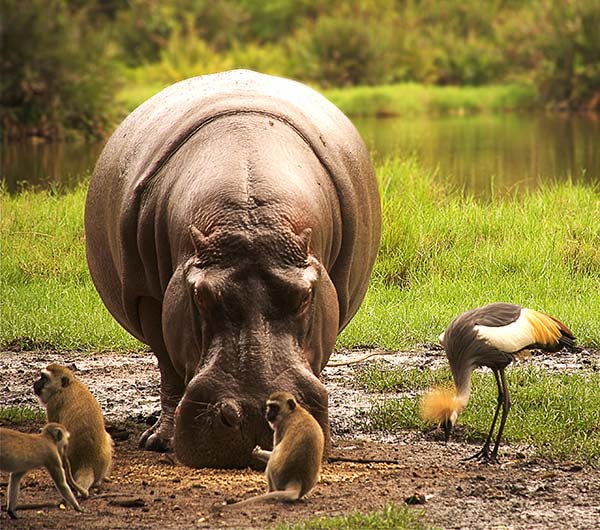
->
[85, 69, 381, 468]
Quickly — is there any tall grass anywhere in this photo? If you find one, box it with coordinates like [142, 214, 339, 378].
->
[116, 80, 538, 116]
[339, 158, 600, 349]
[324, 83, 537, 117]
[1, 158, 598, 351]
[0, 183, 142, 351]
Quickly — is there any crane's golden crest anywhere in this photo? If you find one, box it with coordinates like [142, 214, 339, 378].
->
[420, 387, 464, 424]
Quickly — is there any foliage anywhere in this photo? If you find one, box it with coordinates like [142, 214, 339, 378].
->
[0, 0, 119, 139]
[3, 0, 599, 137]
[534, 0, 600, 108]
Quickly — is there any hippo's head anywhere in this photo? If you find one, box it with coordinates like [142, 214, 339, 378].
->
[171, 225, 335, 468]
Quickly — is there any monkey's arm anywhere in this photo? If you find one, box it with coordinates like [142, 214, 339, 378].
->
[251, 445, 272, 464]
[46, 457, 84, 512]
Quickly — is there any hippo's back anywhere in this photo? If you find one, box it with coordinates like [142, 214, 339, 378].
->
[85, 69, 380, 341]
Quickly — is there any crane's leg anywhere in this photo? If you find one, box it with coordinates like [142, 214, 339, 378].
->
[463, 369, 503, 463]
[490, 367, 511, 461]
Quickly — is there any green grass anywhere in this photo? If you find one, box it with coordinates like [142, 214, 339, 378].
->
[0, 183, 143, 352]
[338, 158, 600, 349]
[0, 406, 45, 423]
[355, 365, 453, 393]
[274, 503, 427, 530]
[323, 83, 537, 117]
[116, 80, 538, 116]
[362, 366, 600, 464]
[1, 158, 598, 352]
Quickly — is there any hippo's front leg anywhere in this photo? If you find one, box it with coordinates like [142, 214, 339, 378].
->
[137, 297, 185, 452]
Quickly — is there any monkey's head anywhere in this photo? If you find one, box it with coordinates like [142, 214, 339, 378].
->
[34, 364, 75, 404]
[265, 392, 297, 430]
[41, 422, 71, 450]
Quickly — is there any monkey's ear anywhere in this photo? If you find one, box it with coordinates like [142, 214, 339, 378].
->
[61, 376, 70, 387]
[55, 429, 63, 442]
[189, 225, 208, 255]
[287, 398, 296, 411]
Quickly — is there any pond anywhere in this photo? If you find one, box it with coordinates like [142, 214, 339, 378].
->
[2, 112, 599, 197]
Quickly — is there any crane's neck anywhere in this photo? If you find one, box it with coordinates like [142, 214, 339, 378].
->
[452, 367, 472, 412]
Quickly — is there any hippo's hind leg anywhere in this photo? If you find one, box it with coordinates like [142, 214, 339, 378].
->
[137, 297, 185, 452]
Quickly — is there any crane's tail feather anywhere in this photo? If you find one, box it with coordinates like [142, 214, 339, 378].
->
[525, 309, 576, 352]
[420, 387, 460, 424]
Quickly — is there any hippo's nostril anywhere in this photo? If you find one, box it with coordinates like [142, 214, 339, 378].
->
[219, 399, 241, 428]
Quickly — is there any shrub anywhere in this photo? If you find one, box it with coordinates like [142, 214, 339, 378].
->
[0, 0, 118, 140]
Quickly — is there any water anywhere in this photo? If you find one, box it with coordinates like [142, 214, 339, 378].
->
[355, 112, 600, 196]
[2, 112, 599, 196]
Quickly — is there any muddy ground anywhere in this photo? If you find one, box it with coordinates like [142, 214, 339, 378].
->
[1, 348, 599, 529]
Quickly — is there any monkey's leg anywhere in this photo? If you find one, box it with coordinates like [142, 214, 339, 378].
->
[73, 467, 95, 497]
[7, 471, 25, 518]
[138, 297, 185, 452]
[463, 369, 503, 463]
[47, 460, 83, 512]
[489, 368, 511, 462]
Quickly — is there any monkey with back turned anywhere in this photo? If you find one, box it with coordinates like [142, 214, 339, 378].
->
[34, 364, 113, 497]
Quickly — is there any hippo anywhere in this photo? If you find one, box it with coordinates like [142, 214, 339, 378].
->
[84, 69, 380, 468]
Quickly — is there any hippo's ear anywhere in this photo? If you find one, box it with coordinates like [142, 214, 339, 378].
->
[189, 225, 208, 255]
[298, 228, 312, 255]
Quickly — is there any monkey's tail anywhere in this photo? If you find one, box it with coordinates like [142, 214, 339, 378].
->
[419, 386, 461, 424]
[227, 482, 303, 508]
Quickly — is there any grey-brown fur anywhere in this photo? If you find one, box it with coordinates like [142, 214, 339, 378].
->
[84, 70, 380, 468]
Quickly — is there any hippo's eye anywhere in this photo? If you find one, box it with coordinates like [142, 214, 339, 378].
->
[295, 287, 313, 314]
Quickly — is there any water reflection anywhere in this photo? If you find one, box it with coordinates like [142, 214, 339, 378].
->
[1, 141, 104, 192]
[355, 112, 599, 196]
[1, 113, 599, 196]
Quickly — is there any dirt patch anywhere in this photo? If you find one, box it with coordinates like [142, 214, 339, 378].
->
[1, 349, 600, 529]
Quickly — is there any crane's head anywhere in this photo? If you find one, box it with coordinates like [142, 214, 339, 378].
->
[420, 387, 464, 442]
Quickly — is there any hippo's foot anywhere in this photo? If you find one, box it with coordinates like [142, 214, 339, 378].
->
[139, 416, 173, 453]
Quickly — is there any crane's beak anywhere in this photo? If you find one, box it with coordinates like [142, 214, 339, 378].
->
[442, 419, 453, 442]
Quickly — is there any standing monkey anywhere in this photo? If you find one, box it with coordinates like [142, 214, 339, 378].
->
[0, 423, 85, 518]
[231, 391, 324, 507]
[34, 364, 113, 496]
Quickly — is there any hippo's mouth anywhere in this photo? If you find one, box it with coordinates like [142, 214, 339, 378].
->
[173, 396, 272, 469]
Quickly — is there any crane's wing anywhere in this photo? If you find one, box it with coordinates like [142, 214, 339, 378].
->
[474, 307, 575, 353]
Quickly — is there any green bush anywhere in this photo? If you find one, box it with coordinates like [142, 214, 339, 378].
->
[288, 12, 394, 87]
[0, 0, 118, 140]
[534, 0, 600, 108]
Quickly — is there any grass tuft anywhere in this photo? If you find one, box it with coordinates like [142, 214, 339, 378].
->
[0, 407, 46, 423]
[274, 503, 427, 530]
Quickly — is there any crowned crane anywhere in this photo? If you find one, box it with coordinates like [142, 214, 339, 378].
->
[420, 302, 575, 463]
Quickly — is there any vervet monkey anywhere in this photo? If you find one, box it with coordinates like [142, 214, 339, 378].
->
[34, 364, 113, 496]
[0, 423, 85, 518]
[231, 391, 324, 507]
